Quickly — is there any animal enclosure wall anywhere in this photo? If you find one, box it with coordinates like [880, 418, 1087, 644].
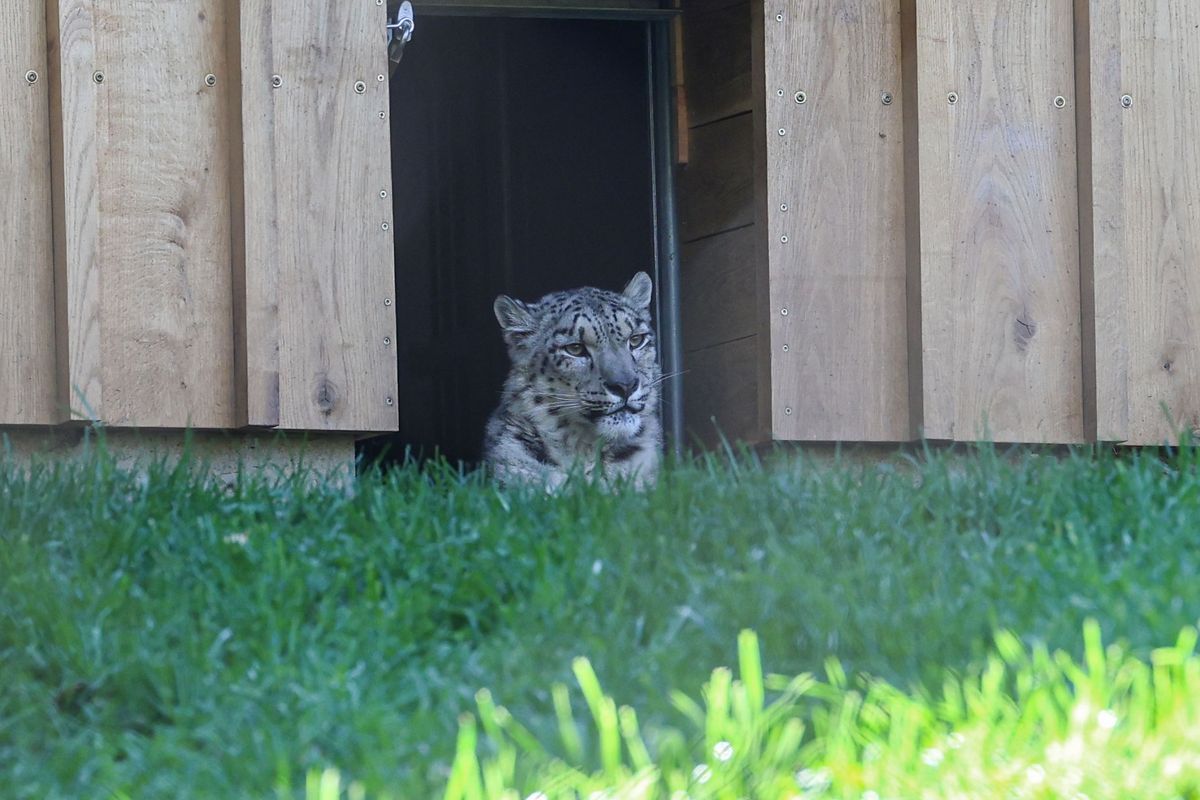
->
[2, 0, 397, 434]
[679, 0, 1200, 447]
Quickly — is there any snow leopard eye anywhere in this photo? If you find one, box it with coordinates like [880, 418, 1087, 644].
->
[563, 343, 588, 357]
[628, 333, 648, 350]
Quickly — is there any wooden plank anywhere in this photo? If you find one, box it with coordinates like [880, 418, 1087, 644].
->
[684, 0, 752, 126]
[47, 0, 239, 428]
[681, 224, 758, 351]
[240, 0, 399, 432]
[916, 0, 1084, 443]
[678, 112, 754, 241]
[683, 335, 760, 448]
[763, 0, 912, 442]
[1087, 0, 1200, 444]
[0, 3, 58, 424]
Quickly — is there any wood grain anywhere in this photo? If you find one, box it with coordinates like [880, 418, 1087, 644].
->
[763, 0, 912, 442]
[1087, 0, 1200, 444]
[917, 0, 1084, 443]
[683, 335, 760, 448]
[681, 224, 758, 351]
[684, 0, 752, 126]
[48, 0, 239, 427]
[678, 112, 755, 241]
[1, 3, 59, 424]
[239, 0, 399, 432]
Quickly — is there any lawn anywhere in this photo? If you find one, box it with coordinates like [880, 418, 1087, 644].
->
[2, 439, 1200, 798]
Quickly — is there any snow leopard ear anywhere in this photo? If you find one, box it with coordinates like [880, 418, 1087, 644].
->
[494, 295, 537, 343]
[622, 271, 653, 311]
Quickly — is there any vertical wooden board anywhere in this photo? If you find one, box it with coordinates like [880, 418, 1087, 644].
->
[762, 0, 912, 442]
[0, 3, 59, 424]
[1088, 0, 1200, 444]
[683, 336, 760, 448]
[917, 0, 1084, 443]
[49, 0, 238, 427]
[240, 0, 399, 432]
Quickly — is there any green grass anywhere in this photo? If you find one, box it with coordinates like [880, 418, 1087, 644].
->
[2, 439, 1200, 797]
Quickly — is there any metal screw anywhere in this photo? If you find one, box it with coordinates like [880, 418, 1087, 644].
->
[775, 13, 783, 21]
[780, 203, 789, 212]
[1053, 95, 1066, 108]
[780, 307, 789, 316]
[384, 298, 393, 307]
[354, 80, 367, 94]
[385, 396, 395, 407]
[377, 74, 386, 82]
[376, 0, 383, 4]
[93, 71, 105, 84]
[778, 128, 787, 136]
[379, 111, 386, 119]
[380, 190, 388, 199]
[782, 344, 790, 352]
[25, 70, 38, 85]
[205, 73, 217, 87]
[780, 235, 789, 244]
[383, 336, 392, 346]
[947, 91, 958, 105]
[881, 91, 894, 106]
[794, 90, 807, 104]
[784, 407, 793, 415]
[381, 221, 390, 231]
[271, 74, 283, 88]
[776, 88, 784, 97]
[1121, 94, 1133, 108]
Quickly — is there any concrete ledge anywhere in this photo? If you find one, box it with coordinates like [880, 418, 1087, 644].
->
[0, 428, 356, 486]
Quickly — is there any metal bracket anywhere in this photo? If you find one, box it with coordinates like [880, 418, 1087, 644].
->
[387, 1, 415, 73]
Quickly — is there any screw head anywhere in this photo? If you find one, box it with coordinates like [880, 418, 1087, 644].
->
[379, 111, 387, 119]
[782, 344, 790, 352]
[780, 203, 789, 212]
[93, 71, 105, 84]
[25, 70, 38, 85]
[381, 221, 390, 231]
[780, 307, 789, 316]
[1121, 94, 1133, 108]
[380, 190, 388, 199]
[377, 74, 386, 82]
[794, 90, 807, 104]
[775, 13, 783, 21]
[947, 91, 958, 105]
[271, 74, 283, 88]
[1053, 95, 1066, 108]
[205, 73, 217, 87]
[776, 88, 784, 97]
[778, 128, 787, 136]
[780, 235, 789, 244]
[385, 396, 395, 407]
[881, 91, 894, 106]
[383, 336, 392, 346]
[354, 80, 367, 94]
[784, 407, 793, 415]
[384, 298, 393, 307]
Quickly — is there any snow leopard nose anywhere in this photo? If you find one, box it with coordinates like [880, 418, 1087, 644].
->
[604, 378, 639, 400]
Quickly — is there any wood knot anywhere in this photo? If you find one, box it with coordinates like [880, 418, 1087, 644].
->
[312, 378, 340, 415]
[1013, 316, 1037, 352]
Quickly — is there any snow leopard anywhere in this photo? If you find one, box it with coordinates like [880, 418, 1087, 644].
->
[483, 272, 662, 490]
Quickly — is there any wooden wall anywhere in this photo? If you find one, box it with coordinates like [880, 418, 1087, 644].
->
[679, 0, 767, 447]
[0, 0, 398, 434]
[676, 0, 1200, 446]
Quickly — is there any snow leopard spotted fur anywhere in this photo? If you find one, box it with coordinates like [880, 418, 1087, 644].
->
[483, 272, 662, 490]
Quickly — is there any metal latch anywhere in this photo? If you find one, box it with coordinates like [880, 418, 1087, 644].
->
[387, 1, 415, 74]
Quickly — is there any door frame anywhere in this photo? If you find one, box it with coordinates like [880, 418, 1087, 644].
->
[405, 2, 686, 454]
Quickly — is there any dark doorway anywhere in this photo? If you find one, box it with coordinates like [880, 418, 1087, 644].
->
[361, 14, 661, 467]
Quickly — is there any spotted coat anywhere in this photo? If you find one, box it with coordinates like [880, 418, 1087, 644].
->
[483, 272, 662, 490]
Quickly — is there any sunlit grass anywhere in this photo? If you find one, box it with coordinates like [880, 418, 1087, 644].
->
[3, 440, 1200, 797]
